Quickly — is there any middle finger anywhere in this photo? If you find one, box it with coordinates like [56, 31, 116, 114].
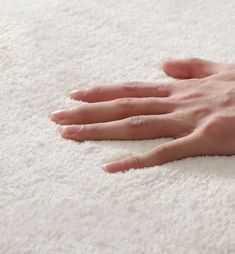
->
[50, 97, 177, 125]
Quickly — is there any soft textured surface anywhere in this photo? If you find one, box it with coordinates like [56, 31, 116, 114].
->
[1, 0, 235, 253]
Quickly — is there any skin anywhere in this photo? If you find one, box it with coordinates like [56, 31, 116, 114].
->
[50, 58, 235, 173]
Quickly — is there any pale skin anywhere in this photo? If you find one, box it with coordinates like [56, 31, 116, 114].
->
[50, 58, 235, 173]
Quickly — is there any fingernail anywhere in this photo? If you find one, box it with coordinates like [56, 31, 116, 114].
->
[57, 125, 62, 133]
[70, 89, 88, 98]
[103, 161, 121, 173]
[50, 110, 68, 122]
[61, 125, 84, 138]
[102, 165, 110, 172]
[160, 57, 174, 68]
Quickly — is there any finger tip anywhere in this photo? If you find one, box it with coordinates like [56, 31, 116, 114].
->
[49, 112, 53, 120]
[69, 89, 86, 100]
[49, 110, 69, 125]
[161, 57, 176, 70]
[56, 125, 63, 134]
[69, 90, 77, 99]
[161, 58, 188, 78]
[102, 161, 129, 174]
[49, 112, 58, 123]
[102, 165, 112, 173]
[60, 125, 84, 142]
[60, 126, 70, 139]
[58, 126, 68, 139]
[102, 163, 114, 173]
[102, 167, 125, 174]
[56, 125, 73, 140]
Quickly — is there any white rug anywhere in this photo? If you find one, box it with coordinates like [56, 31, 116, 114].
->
[1, 0, 235, 253]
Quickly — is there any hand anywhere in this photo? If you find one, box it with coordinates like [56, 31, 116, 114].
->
[50, 58, 235, 173]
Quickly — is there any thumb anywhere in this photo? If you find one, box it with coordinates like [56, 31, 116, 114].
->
[162, 57, 228, 79]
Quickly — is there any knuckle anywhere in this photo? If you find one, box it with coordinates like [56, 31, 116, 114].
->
[117, 98, 135, 116]
[181, 91, 204, 100]
[78, 103, 88, 119]
[128, 155, 143, 169]
[202, 116, 224, 137]
[173, 128, 192, 138]
[158, 83, 173, 93]
[169, 112, 194, 138]
[123, 82, 142, 91]
[191, 106, 211, 118]
[117, 97, 135, 108]
[127, 116, 145, 129]
[90, 122, 100, 132]
[78, 103, 87, 113]
[89, 86, 103, 96]
[174, 79, 200, 88]
[189, 57, 201, 64]
[158, 83, 171, 90]
[154, 146, 170, 164]
[220, 88, 235, 107]
[157, 145, 170, 156]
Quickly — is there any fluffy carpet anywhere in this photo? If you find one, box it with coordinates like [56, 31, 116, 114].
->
[1, 0, 235, 253]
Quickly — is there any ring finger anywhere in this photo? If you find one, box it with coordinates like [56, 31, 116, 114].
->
[60, 113, 190, 141]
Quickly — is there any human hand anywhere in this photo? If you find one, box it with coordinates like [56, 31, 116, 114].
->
[50, 58, 235, 173]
